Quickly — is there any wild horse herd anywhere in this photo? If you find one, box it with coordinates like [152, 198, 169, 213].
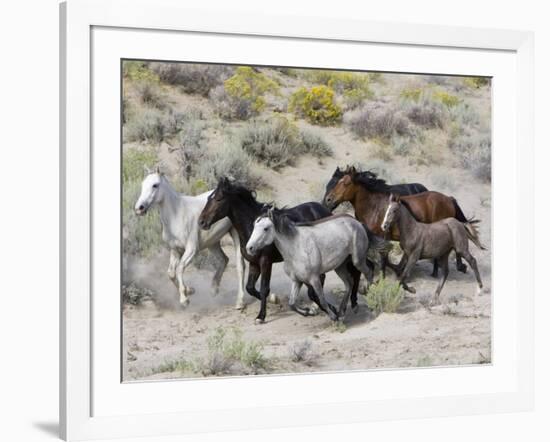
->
[134, 166, 485, 324]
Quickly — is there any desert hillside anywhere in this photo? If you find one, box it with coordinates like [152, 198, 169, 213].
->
[122, 61, 491, 381]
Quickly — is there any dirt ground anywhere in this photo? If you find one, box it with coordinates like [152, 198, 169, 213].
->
[123, 151, 492, 380]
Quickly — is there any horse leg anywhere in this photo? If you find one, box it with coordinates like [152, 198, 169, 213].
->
[245, 262, 261, 301]
[207, 244, 228, 296]
[288, 279, 309, 317]
[167, 249, 182, 291]
[230, 228, 247, 309]
[175, 246, 198, 307]
[351, 247, 374, 295]
[304, 273, 326, 316]
[347, 261, 361, 313]
[461, 251, 483, 295]
[399, 251, 420, 294]
[432, 252, 450, 305]
[431, 259, 439, 278]
[392, 253, 408, 277]
[255, 258, 273, 324]
[334, 264, 354, 320]
[455, 251, 468, 273]
[310, 277, 338, 321]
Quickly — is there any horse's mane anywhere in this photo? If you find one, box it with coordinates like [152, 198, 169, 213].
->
[259, 207, 298, 237]
[352, 170, 392, 193]
[218, 179, 263, 208]
[295, 214, 352, 227]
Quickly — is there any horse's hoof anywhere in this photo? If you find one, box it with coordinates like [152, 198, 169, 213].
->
[179, 298, 190, 308]
[307, 304, 320, 316]
[458, 266, 468, 274]
[185, 287, 195, 296]
[406, 286, 416, 294]
[234, 302, 245, 310]
[351, 304, 359, 314]
[476, 286, 483, 296]
[268, 293, 280, 304]
[255, 318, 266, 325]
[429, 297, 441, 307]
[431, 273, 438, 279]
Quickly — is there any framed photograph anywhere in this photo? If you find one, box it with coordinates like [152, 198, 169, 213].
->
[60, 0, 534, 440]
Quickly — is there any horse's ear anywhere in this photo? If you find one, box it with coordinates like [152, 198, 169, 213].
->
[390, 193, 400, 202]
[349, 166, 357, 176]
[155, 164, 164, 176]
[336, 166, 340, 172]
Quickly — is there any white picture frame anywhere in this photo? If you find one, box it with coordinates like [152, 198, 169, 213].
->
[60, 0, 534, 440]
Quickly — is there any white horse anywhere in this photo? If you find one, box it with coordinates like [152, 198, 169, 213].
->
[246, 209, 373, 321]
[134, 168, 246, 308]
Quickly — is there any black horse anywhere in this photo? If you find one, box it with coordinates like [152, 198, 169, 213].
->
[324, 167, 428, 210]
[198, 178, 364, 323]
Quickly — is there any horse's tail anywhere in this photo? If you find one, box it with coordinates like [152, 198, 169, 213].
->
[463, 221, 487, 251]
[451, 197, 470, 223]
[364, 225, 393, 265]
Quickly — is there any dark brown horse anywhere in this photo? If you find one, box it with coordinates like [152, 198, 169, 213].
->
[323, 166, 474, 276]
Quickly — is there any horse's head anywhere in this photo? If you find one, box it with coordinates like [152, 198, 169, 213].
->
[323, 166, 358, 210]
[134, 166, 164, 216]
[381, 193, 401, 232]
[323, 167, 344, 207]
[198, 177, 232, 230]
[246, 209, 276, 255]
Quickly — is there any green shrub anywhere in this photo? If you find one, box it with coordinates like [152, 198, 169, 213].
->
[364, 278, 404, 315]
[150, 62, 232, 96]
[238, 118, 299, 168]
[209, 85, 254, 121]
[200, 327, 268, 375]
[122, 148, 162, 257]
[122, 147, 158, 182]
[122, 282, 154, 305]
[195, 142, 258, 188]
[402, 94, 446, 129]
[400, 87, 423, 101]
[299, 128, 333, 157]
[449, 128, 491, 182]
[122, 179, 162, 257]
[433, 90, 461, 107]
[463, 76, 490, 88]
[237, 118, 333, 169]
[134, 80, 167, 109]
[345, 102, 409, 140]
[307, 70, 373, 109]
[223, 67, 279, 113]
[124, 108, 170, 144]
[123, 61, 160, 83]
[289, 85, 342, 125]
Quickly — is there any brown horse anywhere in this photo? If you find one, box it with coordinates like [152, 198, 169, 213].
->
[323, 166, 474, 276]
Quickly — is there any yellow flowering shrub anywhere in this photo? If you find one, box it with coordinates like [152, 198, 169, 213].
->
[289, 85, 342, 125]
[223, 67, 279, 113]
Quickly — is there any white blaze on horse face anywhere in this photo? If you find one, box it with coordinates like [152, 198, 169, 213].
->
[135, 173, 162, 215]
[381, 202, 397, 232]
[246, 217, 275, 255]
